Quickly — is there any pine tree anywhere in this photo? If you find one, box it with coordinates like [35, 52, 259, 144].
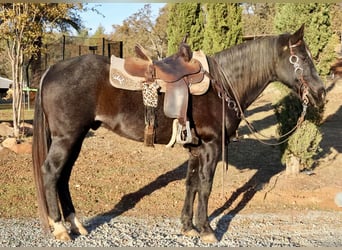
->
[273, 4, 331, 173]
[274, 3, 333, 75]
[202, 3, 243, 55]
[167, 3, 204, 55]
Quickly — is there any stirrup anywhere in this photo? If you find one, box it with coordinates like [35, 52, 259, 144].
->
[176, 121, 192, 144]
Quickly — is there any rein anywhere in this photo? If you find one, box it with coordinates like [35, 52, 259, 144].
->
[211, 40, 310, 148]
[208, 41, 311, 196]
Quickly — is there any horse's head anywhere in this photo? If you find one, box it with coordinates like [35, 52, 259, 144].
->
[276, 24, 326, 108]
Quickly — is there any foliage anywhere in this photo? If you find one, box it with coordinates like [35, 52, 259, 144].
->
[0, 3, 83, 138]
[274, 3, 334, 76]
[242, 3, 276, 36]
[202, 3, 243, 55]
[151, 5, 169, 59]
[317, 33, 341, 76]
[167, 3, 204, 55]
[167, 3, 243, 55]
[273, 84, 324, 171]
[110, 4, 167, 58]
[91, 24, 106, 39]
[285, 120, 322, 170]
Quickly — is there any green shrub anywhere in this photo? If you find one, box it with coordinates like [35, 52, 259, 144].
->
[273, 85, 324, 171]
[283, 120, 323, 170]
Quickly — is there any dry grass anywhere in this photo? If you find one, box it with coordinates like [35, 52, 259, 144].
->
[0, 105, 34, 123]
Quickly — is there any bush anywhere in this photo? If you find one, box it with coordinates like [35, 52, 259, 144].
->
[283, 120, 323, 171]
[273, 85, 324, 172]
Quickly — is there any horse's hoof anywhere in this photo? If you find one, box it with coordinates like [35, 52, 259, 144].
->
[67, 213, 88, 235]
[71, 226, 88, 236]
[200, 232, 218, 243]
[181, 228, 199, 237]
[54, 231, 71, 241]
[51, 221, 71, 241]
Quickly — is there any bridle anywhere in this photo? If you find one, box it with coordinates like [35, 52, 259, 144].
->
[211, 39, 313, 194]
[211, 39, 311, 149]
[206, 39, 314, 196]
[289, 39, 310, 107]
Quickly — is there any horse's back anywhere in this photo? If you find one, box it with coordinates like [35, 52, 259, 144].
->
[44, 54, 109, 88]
[41, 55, 110, 134]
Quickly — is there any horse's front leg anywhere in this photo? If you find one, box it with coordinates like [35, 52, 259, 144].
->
[181, 141, 220, 243]
[196, 141, 220, 243]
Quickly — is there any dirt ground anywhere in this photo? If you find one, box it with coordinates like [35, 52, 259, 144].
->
[0, 78, 341, 221]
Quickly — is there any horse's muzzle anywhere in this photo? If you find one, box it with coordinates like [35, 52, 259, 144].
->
[312, 86, 326, 108]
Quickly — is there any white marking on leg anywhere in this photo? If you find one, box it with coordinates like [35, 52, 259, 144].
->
[66, 213, 88, 235]
[52, 221, 71, 241]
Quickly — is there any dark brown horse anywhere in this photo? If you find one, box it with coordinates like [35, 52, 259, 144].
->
[32, 25, 325, 243]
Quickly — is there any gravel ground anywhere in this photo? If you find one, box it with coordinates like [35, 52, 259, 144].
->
[1, 211, 342, 247]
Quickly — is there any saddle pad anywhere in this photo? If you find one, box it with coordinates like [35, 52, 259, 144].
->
[110, 56, 145, 90]
[189, 50, 210, 95]
[109, 50, 210, 95]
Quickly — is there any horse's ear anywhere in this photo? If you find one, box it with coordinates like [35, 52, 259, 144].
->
[134, 44, 152, 62]
[290, 24, 305, 45]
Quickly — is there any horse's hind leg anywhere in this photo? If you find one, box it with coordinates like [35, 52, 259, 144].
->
[181, 153, 200, 237]
[43, 134, 87, 240]
[57, 136, 88, 236]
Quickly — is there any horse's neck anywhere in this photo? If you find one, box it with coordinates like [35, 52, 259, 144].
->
[218, 38, 278, 111]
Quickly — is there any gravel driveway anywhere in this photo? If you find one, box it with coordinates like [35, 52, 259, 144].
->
[1, 211, 341, 247]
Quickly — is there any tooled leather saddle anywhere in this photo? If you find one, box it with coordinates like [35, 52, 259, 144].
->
[112, 38, 209, 147]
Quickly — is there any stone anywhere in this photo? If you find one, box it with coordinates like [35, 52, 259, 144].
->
[335, 192, 342, 207]
[1, 137, 32, 154]
[0, 123, 13, 137]
[2, 137, 17, 149]
[285, 154, 300, 175]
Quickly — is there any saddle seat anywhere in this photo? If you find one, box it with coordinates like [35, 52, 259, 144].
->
[124, 43, 202, 83]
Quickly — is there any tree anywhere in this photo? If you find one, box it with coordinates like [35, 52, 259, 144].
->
[151, 4, 168, 59]
[110, 4, 166, 58]
[202, 3, 243, 55]
[167, 3, 243, 55]
[274, 3, 333, 75]
[242, 3, 276, 36]
[0, 3, 83, 138]
[167, 3, 204, 55]
[91, 24, 106, 39]
[273, 4, 331, 174]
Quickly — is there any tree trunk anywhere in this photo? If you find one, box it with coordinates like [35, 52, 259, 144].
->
[285, 154, 300, 175]
[11, 41, 24, 140]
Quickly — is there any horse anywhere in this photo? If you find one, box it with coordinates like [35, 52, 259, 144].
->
[32, 24, 325, 243]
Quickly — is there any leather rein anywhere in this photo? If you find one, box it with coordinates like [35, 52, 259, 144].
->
[212, 40, 310, 147]
[208, 40, 312, 195]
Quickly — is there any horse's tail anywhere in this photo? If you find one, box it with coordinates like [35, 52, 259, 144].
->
[32, 68, 51, 232]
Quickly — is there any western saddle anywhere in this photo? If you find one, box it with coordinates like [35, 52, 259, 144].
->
[124, 37, 206, 147]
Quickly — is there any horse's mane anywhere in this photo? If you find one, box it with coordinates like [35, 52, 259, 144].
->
[209, 34, 290, 107]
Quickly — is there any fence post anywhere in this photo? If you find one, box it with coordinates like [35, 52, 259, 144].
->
[102, 38, 105, 56]
[119, 41, 123, 58]
[62, 35, 66, 60]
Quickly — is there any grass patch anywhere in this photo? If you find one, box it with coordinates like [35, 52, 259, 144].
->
[0, 106, 34, 122]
